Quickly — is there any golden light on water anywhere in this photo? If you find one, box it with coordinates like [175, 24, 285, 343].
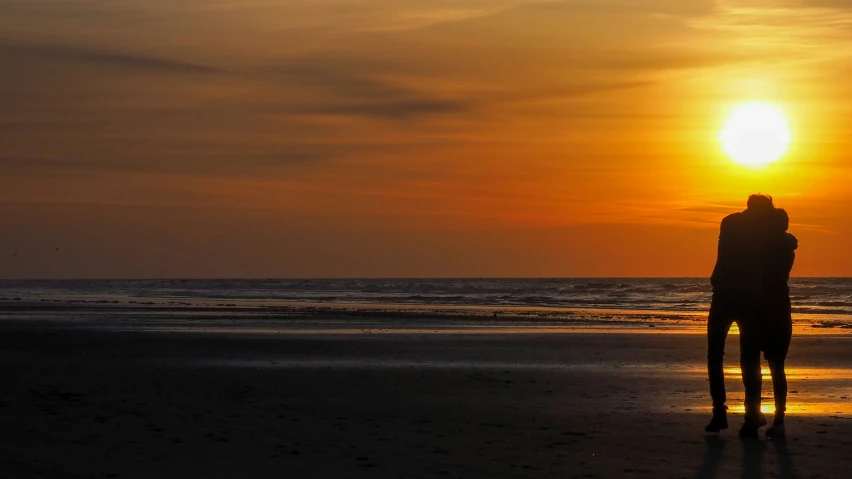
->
[719, 102, 792, 168]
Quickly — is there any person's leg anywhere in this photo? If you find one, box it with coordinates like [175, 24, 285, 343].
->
[766, 300, 793, 437]
[708, 296, 732, 408]
[765, 296, 792, 438]
[766, 359, 788, 438]
[737, 298, 766, 438]
[706, 293, 734, 431]
[768, 359, 787, 420]
[739, 328, 763, 420]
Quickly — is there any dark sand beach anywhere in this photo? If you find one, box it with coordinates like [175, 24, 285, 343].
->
[2, 304, 851, 478]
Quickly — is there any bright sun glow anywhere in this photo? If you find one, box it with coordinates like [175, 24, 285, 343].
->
[719, 102, 792, 168]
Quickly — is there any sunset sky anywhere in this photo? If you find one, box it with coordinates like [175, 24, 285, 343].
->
[3, 0, 852, 278]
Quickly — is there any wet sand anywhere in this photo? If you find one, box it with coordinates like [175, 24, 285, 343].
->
[1, 317, 851, 478]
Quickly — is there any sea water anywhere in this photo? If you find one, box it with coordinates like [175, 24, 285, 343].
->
[1, 278, 850, 328]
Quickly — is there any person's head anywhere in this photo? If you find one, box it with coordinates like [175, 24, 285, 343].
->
[774, 208, 789, 232]
[746, 194, 774, 212]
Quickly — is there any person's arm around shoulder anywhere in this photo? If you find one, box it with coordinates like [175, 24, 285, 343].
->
[785, 233, 798, 251]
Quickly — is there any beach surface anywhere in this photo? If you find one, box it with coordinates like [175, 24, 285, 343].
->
[1, 305, 851, 478]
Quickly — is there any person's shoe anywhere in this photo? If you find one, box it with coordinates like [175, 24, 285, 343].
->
[705, 407, 729, 433]
[738, 412, 767, 439]
[766, 422, 786, 438]
[738, 421, 759, 438]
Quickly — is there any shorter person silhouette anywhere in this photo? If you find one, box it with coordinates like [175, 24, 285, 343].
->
[706, 195, 776, 436]
[760, 208, 798, 438]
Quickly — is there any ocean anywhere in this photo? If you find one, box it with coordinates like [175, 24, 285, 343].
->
[1, 278, 851, 329]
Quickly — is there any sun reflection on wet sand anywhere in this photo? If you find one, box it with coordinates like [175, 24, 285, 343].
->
[721, 366, 852, 380]
[687, 366, 852, 416]
[726, 402, 852, 415]
[692, 400, 852, 416]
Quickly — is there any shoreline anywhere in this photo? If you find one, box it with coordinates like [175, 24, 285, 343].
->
[3, 299, 852, 334]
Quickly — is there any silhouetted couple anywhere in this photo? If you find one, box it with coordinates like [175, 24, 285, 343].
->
[705, 194, 798, 438]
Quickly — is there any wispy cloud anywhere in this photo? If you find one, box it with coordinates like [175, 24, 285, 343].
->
[1, 42, 224, 74]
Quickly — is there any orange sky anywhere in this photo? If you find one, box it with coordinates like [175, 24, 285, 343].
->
[2, 0, 852, 278]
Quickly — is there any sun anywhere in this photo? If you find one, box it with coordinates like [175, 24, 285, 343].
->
[719, 102, 792, 168]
